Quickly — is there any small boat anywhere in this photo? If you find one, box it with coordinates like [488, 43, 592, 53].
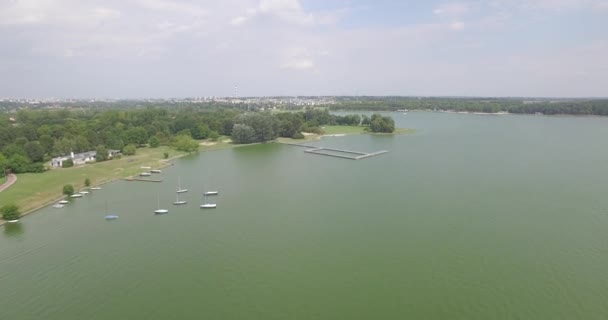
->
[200, 194, 217, 209]
[204, 191, 219, 196]
[79, 190, 90, 195]
[176, 176, 188, 193]
[154, 195, 168, 214]
[7, 220, 19, 223]
[58, 200, 69, 204]
[103, 202, 118, 220]
[173, 193, 187, 205]
[151, 169, 162, 174]
[140, 172, 152, 177]
[90, 187, 102, 190]
[53, 204, 64, 209]
[70, 193, 83, 198]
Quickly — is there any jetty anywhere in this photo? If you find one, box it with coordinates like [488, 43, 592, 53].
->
[281, 143, 388, 160]
[124, 178, 163, 183]
[304, 147, 388, 160]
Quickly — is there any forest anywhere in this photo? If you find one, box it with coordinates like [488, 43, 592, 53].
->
[0, 108, 393, 176]
[324, 97, 608, 115]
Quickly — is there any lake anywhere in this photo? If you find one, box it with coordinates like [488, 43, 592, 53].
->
[2, 112, 608, 319]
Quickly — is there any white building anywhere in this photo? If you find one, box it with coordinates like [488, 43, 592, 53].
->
[50, 149, 121, 167]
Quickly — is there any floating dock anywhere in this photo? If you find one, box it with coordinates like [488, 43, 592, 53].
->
[303, 147, 388, 160]
[124, 178, 163, 182]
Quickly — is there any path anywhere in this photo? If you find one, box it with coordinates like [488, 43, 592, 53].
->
[0, 174, 17, 193]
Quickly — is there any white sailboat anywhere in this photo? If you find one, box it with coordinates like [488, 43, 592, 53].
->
[151, 169, 162, 174]
[104, 201, 119, 220]
[173, 193, 187, 205]
[58, 200, 69, 204]
[140, 172, 152, 177]
[70, 193, 83, 198]
[52, 203, 64, 209]
[204, 190, 219, 196]
[154, 195, 168, 214]
[176, 177, 188, 193]
[90, 187, 102, 190]
[200, 193, 217, 209]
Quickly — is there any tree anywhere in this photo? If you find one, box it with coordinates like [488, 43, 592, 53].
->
[122, 144, 136, 156]
[369, 114, 395, 133]
[0, 153, 8, 177]
[62, 158, 74, 168]
[172, 135, 199, 152]
[84, 178, 91, 187]
[1, 204, 20, 221]
[163, 152, 169, 159]
[96, 145, 108, 162]
[39, 134, 55, 155]
[63, 184, 75, 196]
[8, 154, 31, 173]
[231, 124, 257, 144]
[149, 136, 160, 148]
[24, 141, 45, 162]
[124, 127, 148, 146]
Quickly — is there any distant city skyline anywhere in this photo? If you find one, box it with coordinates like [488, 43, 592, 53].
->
[1, 0, 607, 98]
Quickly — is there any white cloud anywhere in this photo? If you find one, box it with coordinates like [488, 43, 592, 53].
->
[449, 21, 466, 30]
[434, 2, 470, 16]
[134, 0, 206, 16]
[231, 0, 339, 26]
[282, 59, 315, 70]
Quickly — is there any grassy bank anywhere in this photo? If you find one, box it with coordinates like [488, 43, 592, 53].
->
[0, 176, 6, 186]
[321, 125, 367, 134]
[0, 146, 186, 215]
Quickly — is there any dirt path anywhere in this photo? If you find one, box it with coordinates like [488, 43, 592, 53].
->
[0, 174, 17, 193]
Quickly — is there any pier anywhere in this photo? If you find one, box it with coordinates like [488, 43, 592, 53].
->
[303, 147, 388, 160]
[124, 178, 163, 183]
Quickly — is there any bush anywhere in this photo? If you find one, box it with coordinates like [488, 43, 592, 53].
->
[209, 131, 220, 141]
[62, 158, 74, 168]
[1, 204, 20, 221]
[63, 184, 74, 196]
[84, 178, 91, 187]
[292, 132, 305, 139]
[163, 152, 169, 159]
[149, 136, 160, 148]
[122, 144, 136, 156]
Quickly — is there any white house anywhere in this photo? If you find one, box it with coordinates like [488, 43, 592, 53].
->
[50, 149, 121, 167]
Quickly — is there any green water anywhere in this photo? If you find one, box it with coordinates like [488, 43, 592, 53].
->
[2, 112, 608, 319]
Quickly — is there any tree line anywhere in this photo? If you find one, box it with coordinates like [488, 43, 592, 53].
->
[0, 108, 394, 175]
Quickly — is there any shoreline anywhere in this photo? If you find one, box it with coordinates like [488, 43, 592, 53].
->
[0, 142, 268, 226]
[1, 129, 413, 226]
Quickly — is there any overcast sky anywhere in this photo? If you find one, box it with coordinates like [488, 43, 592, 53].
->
[1, 0, 607, 98]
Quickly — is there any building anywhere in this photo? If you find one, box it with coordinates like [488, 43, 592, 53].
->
[50, 149, 121, 167]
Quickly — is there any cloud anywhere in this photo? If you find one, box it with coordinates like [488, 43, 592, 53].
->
[434, 2, 470, 16]
[231, 0, 339, 26]
[134, 0, 206, 16]
[449, 21, 466, 30]
[282, 59, 315, 70]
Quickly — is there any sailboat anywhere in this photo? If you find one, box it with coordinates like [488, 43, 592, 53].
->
[58, 200, 69, 204]
[204, 189, 219, 196]
[200, 193, 217, 209]
[173, 193, 187, 205]
[176, 177, 188, 194]
[104, 201, 119, 220]
[154, 195, 169, 214]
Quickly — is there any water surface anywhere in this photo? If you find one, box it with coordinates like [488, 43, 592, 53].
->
[2, 112, 608, 319]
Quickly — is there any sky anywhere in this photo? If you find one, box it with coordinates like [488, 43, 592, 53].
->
[0, 0, 607, 98]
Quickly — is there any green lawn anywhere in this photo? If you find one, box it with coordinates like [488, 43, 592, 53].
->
[321, 125, 367, 134]
[0, 176, 6, 186]
[0, 146, 186, 214]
